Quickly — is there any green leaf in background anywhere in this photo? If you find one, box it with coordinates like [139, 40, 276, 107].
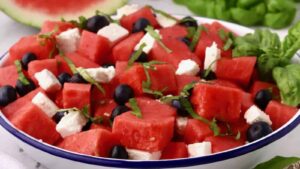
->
[273, 64, 300, 106]
[254, 156, 300, 169]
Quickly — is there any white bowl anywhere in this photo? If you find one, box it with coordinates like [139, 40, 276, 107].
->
[1, 16, 300, 169]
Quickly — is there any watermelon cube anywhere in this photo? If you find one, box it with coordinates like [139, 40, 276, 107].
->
[28, 59, 58, 84]
[161, 142, 188, 159]
[204, 136, 244, 153]
[0, 65, 18, 87]
[62, 83, 91, 110]
[191, 83, 243, 122]
[175, 75, 200, 95]
[241, 92, 254, 113]
[112, 32, 144, 62]
[159, 25, 188, 39]
[265, 101, 298, 130]
[57, 129, 119, 157]
[91, 77, 119, 101]
[40, 21, 74, 35]
[93, 100, 117, 125]
[216, 57, 257, 86]
[184, 119, 213, 144]
[78, 30, 111, 65]
[10, 102, 61, 144]
[120, 7, 159, 32]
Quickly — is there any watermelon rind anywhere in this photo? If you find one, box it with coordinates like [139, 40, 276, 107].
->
[0, 0, 128, 28]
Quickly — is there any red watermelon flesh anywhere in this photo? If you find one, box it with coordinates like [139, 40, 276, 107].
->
[250, 81, 279, 99]
[90, 124, 112, 131]
[219, 118, 249, 141]
[0, 65, 18, 87]
[57, 129, 119, 157]
[93, 100, 117, 125]
[120, 7, 159, 32]
[241, 92, 254, 113]
[10, 102, 61, 144]
[191, 83, 243, 123]
[112, 32, 144, 62]
[211, 79, 241, 90]
[115, 61, 128, 77]
[2, 88, 44, 120]
[8, 35, 55, 64]
[265, 101, 298, 130]
[40, 21, 75, 35]
[55, 52, 99, 75]
[204, 136, 244, 153]
[184, 119, 213, 144]
[159, 25, 188, 39]
[161, 142, 188, 159]
[28, 59, 58, 84]
[216, 57, 257, 86]
[62, 83, 91, 110]
[78, 30, 111, 65]
[175, 75, 200, 95]
[91, 77, 119, 101]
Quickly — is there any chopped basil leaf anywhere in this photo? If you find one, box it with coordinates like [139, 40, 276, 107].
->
[180, 82, 196, 97]
[60, 51, 78, 74]
[81, 105, 90, 119]
[223, 38, 233, 51]
[76, 67, 105, 94]
[38, 26, 59, 40]
[160, 95, 180, 104]
[70, 16, 88, 29]
[148, 5, 179, 21]
[218, 29, 227, 41]
[203, 59, 218, 79]
[128, 98, 142, 118]
[186, 27, 196, 39]
[189, 25, 203, 51]
[14, 60, 30, 85]
[145, 26, 172, 53]
[128, 43, 146, 68]
[81, 105, 103, 124]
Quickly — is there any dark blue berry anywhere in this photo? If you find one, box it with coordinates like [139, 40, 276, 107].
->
[113, 84, 134, 105]
[255, 89, 272, 110]
[247, 121, 273, 142]
[15, 79, 36, 97]
[179, 16, 198, 28]
[110, 145, 129, 159]
[58, 72, 72, 85]
[69, 73, 87, 84]
[86, 15, 110, 33]
[110, 105, 131, 122]
[132, 18, 151, 33]
[0, 85, 17, 106]
[21, 52, 37, 70]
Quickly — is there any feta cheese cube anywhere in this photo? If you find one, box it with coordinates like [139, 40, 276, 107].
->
[135, 30, 160, 54]
[31, 92, 58, 117]
[187, 142, 212, 157]
[114, 4, 141, 20]
[97, 23, 129, 44]
[34, 69, 61, 92]
[204, 42, 221, 72]
[126, 149, 161, 160]
[244, 105, 272, 125]
[56, 28, 81, 53]
[176, 59, 200, 76]
[85, 66, 115, 83]
[156, 13, 177, 28]
[176, 116, 188, 134]
[56, 109, 87, 138]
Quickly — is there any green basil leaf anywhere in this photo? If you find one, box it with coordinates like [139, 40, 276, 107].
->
[254, 156, 300, 169]
[129, 98, 142, 118]
[14, 60, 30, 85]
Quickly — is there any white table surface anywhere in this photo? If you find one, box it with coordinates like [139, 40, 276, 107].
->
[0, 1, 300, 169]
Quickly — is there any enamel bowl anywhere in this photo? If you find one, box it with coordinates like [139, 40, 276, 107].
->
[1, 16, 300, 169]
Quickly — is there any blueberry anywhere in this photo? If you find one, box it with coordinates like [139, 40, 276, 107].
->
[198, 70, 216, 80]
[52, 110, 68, 123]
[86, 15, 110, 33]
[21, 52, 37, 70]
[179, 16, 198, 28]
[102, 63, 115, 68]
[69, 73, 87, 84]
[58, 72, 72, 85]
[0, 85, 17, 106]
[179, 37, 191, 46]
[113, 84, 134, 105]
[109, 145, 129, 159]
[247, 121, 273, 142]
[110, 105, 131, 122]
[171, 99, 189, 116]
[255, 89, 272, 110]
[132, 18, 151, 33]
[130, 51, 148, 63]
[15, 79, 36, 97]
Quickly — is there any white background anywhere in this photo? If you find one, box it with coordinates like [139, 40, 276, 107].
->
[0, 0, 300, 168]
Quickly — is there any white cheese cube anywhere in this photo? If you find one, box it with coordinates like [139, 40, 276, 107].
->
[176, 59, 200, 76]
[56, 28, 81, 53]
[176, 117, 188, 134]
[291, 50, 300, 64]
[97, 23, 129, 44]
[204, 42, 221, 72]
[56, 109, 87, 138]
[126, 149, 161, 160]
[85, 66, 115, 83]
[114, 4, 141, 20]
[31, 92, 58, 117]
[244, 105, 272, 125]
[135, 30, 160, 54]
[34, 69, 61, 92]
[187, 142, 212, 157]
[156, 13, 177, 28]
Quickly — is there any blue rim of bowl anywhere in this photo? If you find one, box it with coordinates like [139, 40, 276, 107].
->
[1, 52, 300, 168]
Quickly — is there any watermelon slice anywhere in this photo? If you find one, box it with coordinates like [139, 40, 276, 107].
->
[0, 0, 127, 28]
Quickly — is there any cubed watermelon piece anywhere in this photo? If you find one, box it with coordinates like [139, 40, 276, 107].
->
[120, 7, 159, 32]
[219, 118, 249, 141]
[216, 57, 257, 86]
[250, 81, 279, 99]
[78, 30, 111, 65]
[265, 101, 298, 130]
[0, 65, 18, 87]
[28, 59, 58, 84]
[62, 83, 91, 110]
[90, 124, 112, 131]
[112, 32, 144, 62]
[191, 83, 243, 122]
[242, 92, 254, 113]
[93, 100, 117, 125]
[204, 136, 244, 153]
[57, 129, 119, 157]
[159, 25, 188, 39]
[212, 79, 241, 90]
[184, 119, 213, 144]
[115, 61, 128, 77]
[40, 21, 74, 35]
[91, 77, 119, 101]
[9, 35, 55, 63]
[55, 52, 99, 75]
[161, 142, 188, 159]
[175, 75, 200, 95]
[10, 102, 61, 144]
